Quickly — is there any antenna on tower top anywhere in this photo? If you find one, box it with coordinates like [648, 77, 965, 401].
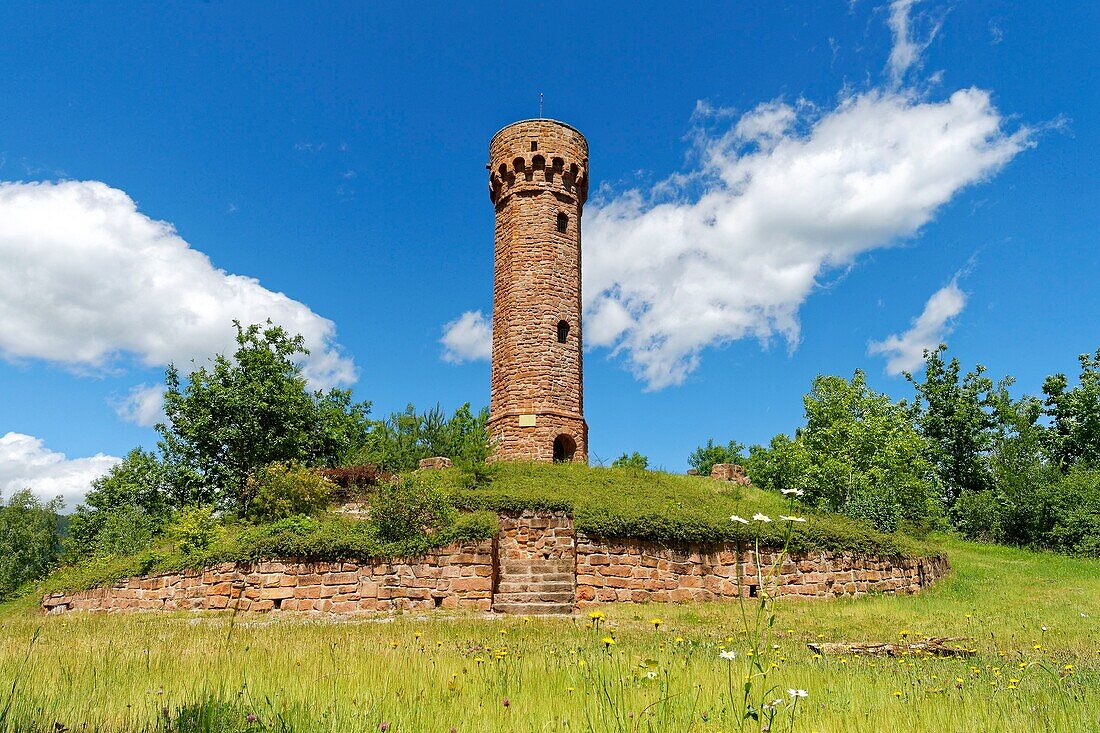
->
[539, 93, 543, 118]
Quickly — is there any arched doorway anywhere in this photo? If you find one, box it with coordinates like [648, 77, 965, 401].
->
[553, 434, 577, 463]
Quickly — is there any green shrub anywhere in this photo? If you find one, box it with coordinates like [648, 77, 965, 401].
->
[168, 506, 221, 556]
[91, 506, 161, 557]
[843, 490, 901, 533]
[246, 462, 332, 521]
[950, 490, 1003, 542]
[1041, 469, 1100, 555]
[371, 472, 457, 542]
[612, 452, 649, 471]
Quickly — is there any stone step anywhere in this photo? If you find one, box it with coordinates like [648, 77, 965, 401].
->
[492, 601, 574, 616]
[496, 571, 574, 584]
[494, 590, 575, 605]
[499, 562, 574, 576]
[496, 580, 574, 595]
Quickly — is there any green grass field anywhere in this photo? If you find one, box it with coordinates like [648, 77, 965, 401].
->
[2, 537, 1097, 732]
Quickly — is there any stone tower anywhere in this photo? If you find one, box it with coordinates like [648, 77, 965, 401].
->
[486, 119, 589, 463]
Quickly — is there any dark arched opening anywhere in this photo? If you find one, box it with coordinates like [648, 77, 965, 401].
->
[553, 434, 577, 463]
[556, 319, 569, 343]
[557, 212, 568, 233]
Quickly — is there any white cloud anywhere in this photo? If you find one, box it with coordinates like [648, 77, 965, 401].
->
[0, 180, 356, 390]
[581, 87, 1029, 389]
[869, 280, 966, 375]
[111, 383, 168, 427]
[886, 0, 944, 86]
[0, 432, 120, 509]
[440, 310, 492, 363]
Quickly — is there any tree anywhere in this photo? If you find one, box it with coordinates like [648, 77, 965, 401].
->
[0, 489, 63, 599]
[799, 371, 933, 529]
[612, 452, 649, 471]
[349, 403, 489, 473]
[745, 434, 809, 493]
[158, 321, 371, 510]
[66, 448, 171, 559]
[907, 345, 999, 506]
[688, 439, 746, 476]
[1042, 348, 1100, 469]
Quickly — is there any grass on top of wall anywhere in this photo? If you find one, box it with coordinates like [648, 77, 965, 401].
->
[42, 510, 498, 596]
[43, 462, 933, 597]
[437, 461, 933, 557]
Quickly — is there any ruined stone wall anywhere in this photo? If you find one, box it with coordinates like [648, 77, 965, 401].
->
[42, 514, 950, 616]
[42, 539, 493, 615]
[575, 536, 949, 606]
[487, 119, 589, 463]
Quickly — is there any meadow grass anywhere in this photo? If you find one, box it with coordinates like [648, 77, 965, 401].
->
[1, 538, 1097, 732]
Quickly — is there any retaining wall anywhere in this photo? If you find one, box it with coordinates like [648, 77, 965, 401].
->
[42, 540, 493, 615]
[42, 513, 949, 616]
[574, 537, 949, 606]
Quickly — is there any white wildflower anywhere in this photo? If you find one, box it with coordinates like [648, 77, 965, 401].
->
[788, 688, 808, 698]
[781, 488, 805, 497]
[719, 650, 738, 661]
[730, 515, 750, 525]
[779, 515, 807, 523]
[752, 513, 772, 523]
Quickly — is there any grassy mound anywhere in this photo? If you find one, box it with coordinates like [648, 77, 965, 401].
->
[44, 462, 934, 596]
[440, 462, 930, 556]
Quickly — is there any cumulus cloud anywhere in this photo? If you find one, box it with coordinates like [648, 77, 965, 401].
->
[0, 432, 120, 509]
[110, 383, 168, 427]
[440, 310, 492, 363]
[581, 87, 1030, 389]
[868, 280, 967, 375]
[0, 180, 356, 390]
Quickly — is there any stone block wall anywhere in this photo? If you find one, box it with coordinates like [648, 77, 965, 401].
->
[41, 513, 949, 616]
[710, 463, 751, 485]
[42, 539, 493, 615]
[574, 536, 949, 606]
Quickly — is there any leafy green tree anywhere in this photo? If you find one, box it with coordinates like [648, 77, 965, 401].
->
[612, 452, 649, 471]
[0, 489, 63, 599]
[66, 448, 171, 558]
[158, 321, 370, 509]
[688, 439, 746, 476]
[1042, 348, 1100, 469]
[907, 345, 1000, 506]
[798, 371, 933, 528]
[744, 434, 809, 493]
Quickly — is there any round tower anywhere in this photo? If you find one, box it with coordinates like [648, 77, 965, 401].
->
[486, 119, 589, 463]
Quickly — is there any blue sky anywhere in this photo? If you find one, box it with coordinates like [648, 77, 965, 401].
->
[1, 1, 1097, 504]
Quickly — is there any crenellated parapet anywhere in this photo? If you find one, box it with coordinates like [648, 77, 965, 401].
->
[488, 119, 589, 206]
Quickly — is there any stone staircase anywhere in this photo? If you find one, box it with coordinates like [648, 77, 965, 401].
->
[493, 510, 576, 615]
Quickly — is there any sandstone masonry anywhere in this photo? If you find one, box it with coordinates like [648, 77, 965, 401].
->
[574, 537, 949, 606]
[43, 513, 948, 616]
[43, 540, 493, 615]
[487, 119, 589, 464]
